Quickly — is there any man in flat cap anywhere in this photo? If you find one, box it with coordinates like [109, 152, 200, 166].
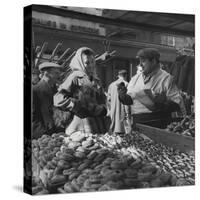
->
[118, 48, 186, 128]
[32, 62, 63, 139]
[107, 69, 131, 134]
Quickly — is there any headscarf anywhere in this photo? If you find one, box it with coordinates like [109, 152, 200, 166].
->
[69, 47, 97, 79]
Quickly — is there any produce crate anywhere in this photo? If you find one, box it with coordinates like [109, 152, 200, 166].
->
[134, 117, 183, 129]
[136, 123, 194, 154]
[31, 131, 195, 194]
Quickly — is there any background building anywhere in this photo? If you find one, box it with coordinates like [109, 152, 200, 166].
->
[31, 5, 194, 90]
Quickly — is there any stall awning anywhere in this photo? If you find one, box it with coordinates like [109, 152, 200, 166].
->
[32, 5, 194, 37]
[102, 10, 194, 37]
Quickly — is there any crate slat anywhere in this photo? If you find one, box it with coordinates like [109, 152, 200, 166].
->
[136, 123, 194, 154]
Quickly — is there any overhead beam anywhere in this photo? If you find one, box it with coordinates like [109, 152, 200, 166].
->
[106, 10, 194, 23]
[32, 5, 194, 36]
[166, 21, 189, 28]
[123, 11, 194, 23]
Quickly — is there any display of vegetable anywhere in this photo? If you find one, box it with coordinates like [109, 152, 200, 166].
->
[123, 132, 195, 183]
[166, 114, 195, 137]
[32, 130, 194, 194]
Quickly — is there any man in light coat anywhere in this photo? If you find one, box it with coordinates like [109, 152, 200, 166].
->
[107, 70, 131, 134]
[118, 48, 186, 128]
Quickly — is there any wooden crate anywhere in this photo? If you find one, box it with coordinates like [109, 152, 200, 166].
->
[136, 123, 194, 154]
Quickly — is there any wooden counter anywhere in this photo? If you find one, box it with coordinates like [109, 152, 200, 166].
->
[136, 123, 194, 154]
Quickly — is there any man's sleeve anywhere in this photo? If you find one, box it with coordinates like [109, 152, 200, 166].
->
[107, 84, 111, 110]
[32, 89, 47, 139]
[165, 76, 186, 115]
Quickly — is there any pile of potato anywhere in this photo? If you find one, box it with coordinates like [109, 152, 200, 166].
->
[123, 132, 195, 184]
[31, 130, 194, 194]
[166, 114, 195, 137]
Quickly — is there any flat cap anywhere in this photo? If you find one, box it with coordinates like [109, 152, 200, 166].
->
[39, 62, 62, 71]
[118, 69, 127, 75]
[136, 48, 160, 60]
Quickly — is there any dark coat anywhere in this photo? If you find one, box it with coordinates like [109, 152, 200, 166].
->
[32, 79, 57, 139]
[54, 71, 109, 135]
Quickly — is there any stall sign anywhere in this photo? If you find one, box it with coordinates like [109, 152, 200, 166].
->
[70, 25, 99, 35]
[32, 11, 105, 36]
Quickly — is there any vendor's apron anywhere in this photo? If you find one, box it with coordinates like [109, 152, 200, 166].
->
[133, 111, 172, 129]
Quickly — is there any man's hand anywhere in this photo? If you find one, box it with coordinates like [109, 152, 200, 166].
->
[117, 82, 127, 94]
[117, 82, 133, 105]
[154, 92, 167, 104]
[148, 92, 179, 112]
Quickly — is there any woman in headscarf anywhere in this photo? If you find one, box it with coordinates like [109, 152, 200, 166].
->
[54, 47, 108, 135]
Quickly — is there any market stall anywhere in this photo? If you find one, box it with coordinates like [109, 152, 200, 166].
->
[31, 126, 195, 194]
[30, 40, 195, 195]
[24, 5, 195, 196]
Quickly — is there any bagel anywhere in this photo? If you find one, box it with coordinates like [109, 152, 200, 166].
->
[46, 161, 56, 169]
[176, 178, 191, 186]
[169, 174, 178, 186]
[137, 171, 153, 182]
[60, 145, 68, 153]
[106, 180, 123, 189]
[102, 158, 115, 165]
[50, 174, 66, 184]
[87, 150, 98, 160]
[94, 154, 105, 162]
[68, 141, 81, 149]
[70, 132, 85, 142]
[87, 143, 99, 150]
[110, 160, 127, 169]
[63, 137, 71, 145]
[59, 153, 74, 162]
[83, 179, 91, 189]
[130, 158, 143, 169]
[100, 167, 112, 177]
[63, 148, 75, 155]
[79, 188, 88, 192]
[64, 183, 74, 193]
[90, 183, 102, 190]
[76, 146, 85, 153]
[74, 151, 86, 159]
[53, 166, 64, 176]
[124, 168, 138, 178]
[82, 168, 93, 175]
[89, 174, 102, 184]
[141, 164, 157, 174]
[96, 148, 110, 155]
[102, 169, 124, 182]
[71, 179, 81, 192]
[55, 151, 62, 158]
[152, 167, 162, 178]
[94, 164, 104, 170]
[68, 171, 80, 181]
[150, 178, 163, 187]
[98, 184, 113, 191]
[82, 139, 94, 148]
[57, 160, 69, 168]
[77, 174, 88, 185]
[63, 168, 76, 176]
[51, 159, 58, 166]
[78, 161, 91, 171]
[136, 181, 150, 188]
[124, 178, 138, 187]
[71, 161, 79, 168]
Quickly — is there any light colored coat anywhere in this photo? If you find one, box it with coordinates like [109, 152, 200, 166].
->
[107, 77, 130, 133]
